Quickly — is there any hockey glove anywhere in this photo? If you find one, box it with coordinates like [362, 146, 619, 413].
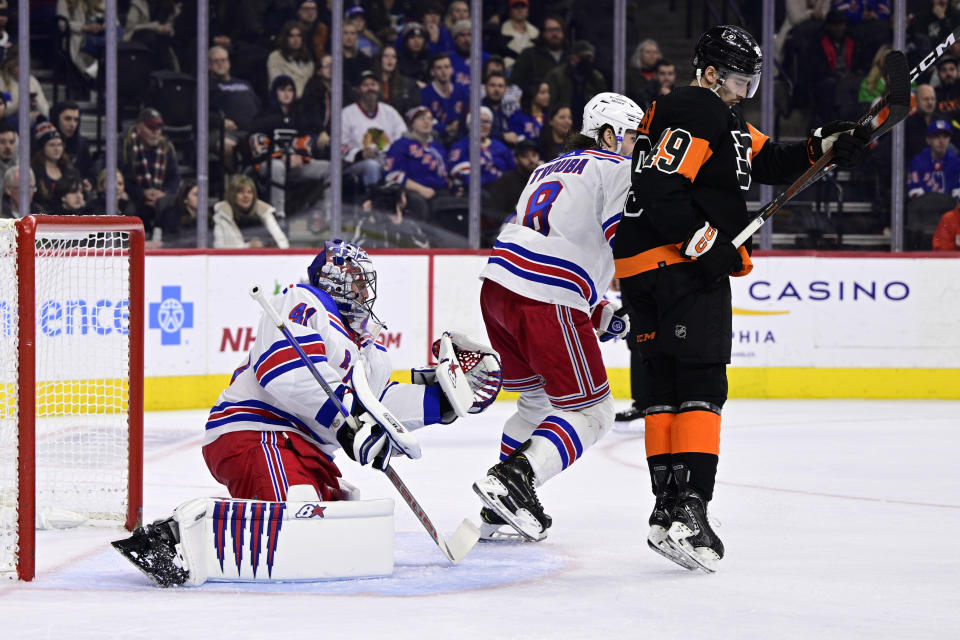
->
[430, 332, 504, 415]
[693, 241, 743, 285]
[336, 413, 392, 471]
[591, 300, 630, 342]
[806, 121, 871, 167]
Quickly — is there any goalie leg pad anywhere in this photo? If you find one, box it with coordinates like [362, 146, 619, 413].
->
[156, 496, 395, 586]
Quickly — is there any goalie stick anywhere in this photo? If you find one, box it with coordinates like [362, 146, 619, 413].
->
[731, 48, 912, 248]
[249, 285, 480, 563]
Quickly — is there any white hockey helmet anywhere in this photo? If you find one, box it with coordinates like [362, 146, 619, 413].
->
[580, 92, 644, 154]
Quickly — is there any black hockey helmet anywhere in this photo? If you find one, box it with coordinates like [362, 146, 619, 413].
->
[693, 25, 762, 98]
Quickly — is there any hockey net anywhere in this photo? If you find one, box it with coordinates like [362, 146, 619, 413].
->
[0, 216, 144, 581]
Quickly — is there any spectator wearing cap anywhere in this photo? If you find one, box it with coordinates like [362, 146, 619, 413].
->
[384, 106, 450, 221]
[31, 122, 78, 213]
[341, 70, 407, 189]
[374, 45, 421, 118]
[0, 121, 15, 176]
[487, 138, 541, 225]
[398, 22, 431, 83]
[119, 108, 181, 233]
[421, 52, 470, 145]
[935, 56, 960, 120]
[544, 40, 607, 130]
[482, 71, 518, 145]
[347, 6, 381, 59]
[421, 2, 454, 55]
[1, 166, 38, 218]
[448, 20, 489, 87]
[267, 21, 315, 98]
[807, 9, 864, 125]
[501, 0, 538, 68]
[447, 106, 515, 191]
[510, 14, 568, 95]
[50, 100, 94, 188]
[908, 119, 960, 199]
[342, 18, 374, 93]
[906, 84, 947, 160]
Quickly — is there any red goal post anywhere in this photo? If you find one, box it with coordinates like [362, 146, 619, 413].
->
[0, 216, 144, 581]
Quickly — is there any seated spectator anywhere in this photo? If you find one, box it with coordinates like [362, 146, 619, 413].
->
[448, 106, 515, 190]
[123, 0, 179, 71]
[422, 52, 469, 145]
[119, 108, 181, 233]
[53, 172, 90, 216]
[342, 20, 374, 95]
[906, 84, 944, 160]
[213, 174, 289, 248]
[509, 81, 550, 144]
[538, 104, 573, 161]
[375, 45, 421, 118]
[421, 2, 453, 55]
[545, 41, 606, 130]
[932, 202, 960, 249]
[0, 46, 50, 123]
[342, 70, 408, 190]
[267, 21, 315, 98]
[0, 121, 16, 176]
[347, 6, 381, 58]
[501, 0, 538, 68]
[482, 71, 517, 145]
[445, 1, 470, 32]
[57, 0, 106, 80]
[486, 138, 540, 220]
[640, 59, 677, 108]
[209, 45, 262, 168]
[807, 10, 864, 125]
[483, 55, 521, 116]
[859, 45, 892, 105]
[0, 0, 13, 54]
[384, 106, 450, 221]
[908, 119, 960, 199]
[296, 0, 328, 62]
[1, 166, 37, 218]
[935, 56, 960, 118]
[251, 75, 330, 221]
[31, 122, 77, 212]
[300, 52, 332, 147]
[398, 23, 431, 83]
[50, 100, 93, 188]
[89, 169, 137, 218]
[449, 20, 489, 87]
[510, 14, 567, 95]
[776, 0, 828, 61]
[152, 178, 199, 246]
[626, 39, 661, 104]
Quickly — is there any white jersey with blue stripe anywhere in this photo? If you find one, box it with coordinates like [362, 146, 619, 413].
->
[205, 284, 448, 458]
[480, 148, 631, 314]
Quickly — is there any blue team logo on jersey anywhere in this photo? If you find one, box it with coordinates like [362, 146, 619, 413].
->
[148, 285, 194, 346]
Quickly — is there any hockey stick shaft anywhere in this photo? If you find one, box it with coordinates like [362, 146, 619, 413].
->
[248, 285, 478, 562]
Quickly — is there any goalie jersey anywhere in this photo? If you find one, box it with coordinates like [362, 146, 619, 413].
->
[204, 285, 448, 459]
[479, 147, 631, 314]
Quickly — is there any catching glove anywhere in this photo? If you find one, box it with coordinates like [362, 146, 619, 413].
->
[807, 121, 871, 167]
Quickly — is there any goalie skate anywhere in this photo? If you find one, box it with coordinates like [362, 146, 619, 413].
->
[111, 518, 189, 588]
[472, 441, 550, 542]
[665, 491, 724, 574]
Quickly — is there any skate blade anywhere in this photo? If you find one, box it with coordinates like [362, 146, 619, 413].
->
[479, 522, 546, 543]
[647, 527, 699, 571]
[472, 478, 544, 542]
[666, 523, 720, 574]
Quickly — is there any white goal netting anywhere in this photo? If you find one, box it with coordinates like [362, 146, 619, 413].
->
[0, 221, 136, 579]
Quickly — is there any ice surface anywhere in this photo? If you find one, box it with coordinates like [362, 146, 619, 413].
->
[2, 400, 958, 639]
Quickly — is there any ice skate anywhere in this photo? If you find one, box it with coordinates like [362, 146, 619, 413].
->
[647, 492, 699, 571]
[666, 489, 724, 573]
[472, 441, 551, 542]
[478, 506, 549, 542]
[111, 518, 189, 587]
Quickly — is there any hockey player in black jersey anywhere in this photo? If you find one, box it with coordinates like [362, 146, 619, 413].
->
[613, 25, 870, 572]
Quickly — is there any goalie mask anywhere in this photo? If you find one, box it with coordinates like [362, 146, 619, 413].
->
[307, 239, 384, 336]
[693, 25, 762, 100]
[580, 92, 644, 155]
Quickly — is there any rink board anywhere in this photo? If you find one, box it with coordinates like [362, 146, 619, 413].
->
[139, 250, 960, 408]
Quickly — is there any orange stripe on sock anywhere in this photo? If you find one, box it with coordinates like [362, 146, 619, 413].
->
[644, 412, 674, 457]
[672, 410, 721, 455]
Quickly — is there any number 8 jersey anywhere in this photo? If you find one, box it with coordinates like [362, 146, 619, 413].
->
[479, 147, 632, 315]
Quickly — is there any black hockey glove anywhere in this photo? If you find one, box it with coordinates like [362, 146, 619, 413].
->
[336, 414, 393, 471]
[694, 241, 742, 286]
[806, 121, 871, 167]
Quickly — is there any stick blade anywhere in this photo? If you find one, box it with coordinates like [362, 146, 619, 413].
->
[444, 519, 481, 563]
[870, 50, 911, 140]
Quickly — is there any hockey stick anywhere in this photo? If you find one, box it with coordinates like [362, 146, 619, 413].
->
[249, 285, 480, 563]
[731, 48, 912, 248]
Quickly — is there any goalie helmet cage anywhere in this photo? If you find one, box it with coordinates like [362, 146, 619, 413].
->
[0, 216, 144, 582]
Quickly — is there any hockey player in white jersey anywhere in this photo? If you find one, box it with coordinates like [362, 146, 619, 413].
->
[113, 240, 503, 586]
[473, 93, 643, 541]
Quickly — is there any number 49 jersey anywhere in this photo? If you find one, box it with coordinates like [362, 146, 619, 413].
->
[479, 147, 631, 315]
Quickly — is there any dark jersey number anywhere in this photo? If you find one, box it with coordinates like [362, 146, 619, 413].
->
[522, 181, 564, 236]
[638, 128, 693, 176]
[288, 303, 317, 326]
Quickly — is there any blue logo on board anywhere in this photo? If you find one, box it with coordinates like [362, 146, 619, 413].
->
[148, 285, 194, 345]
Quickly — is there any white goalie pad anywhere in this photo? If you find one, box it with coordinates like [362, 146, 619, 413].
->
[433, 331, 504, 416]
[172, 494, 395, 585]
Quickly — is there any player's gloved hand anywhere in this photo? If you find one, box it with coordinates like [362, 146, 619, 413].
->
[336, 413, 392, 470]
[591, 300, 630, 342]
[682, 221, 742, 285]
[806, 121, 871, 167]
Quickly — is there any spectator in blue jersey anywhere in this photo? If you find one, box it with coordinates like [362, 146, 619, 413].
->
[908, 119, 960, 199]
[482, 71, 518, 145]
[421, 52, 469, 145]
[346, 6, 380, 59]
[421, 2, 454, 55]
[509, 81, 550, 145]
[397, 23, 431, 83]
[448, 106, 516, 191]
[449, 20, 489, 87]
[384, 106, 450, 221]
